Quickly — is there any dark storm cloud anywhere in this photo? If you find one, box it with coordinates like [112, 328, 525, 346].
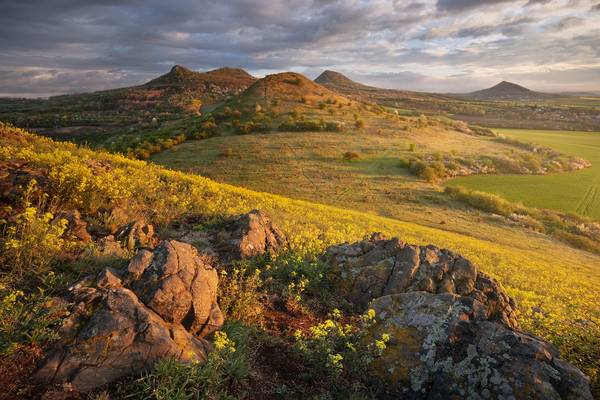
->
[0, 0, 598, 96]
[435, 0, 517, 12]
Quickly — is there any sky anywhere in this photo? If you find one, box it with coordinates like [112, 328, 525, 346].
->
[0, 0, 599, 97]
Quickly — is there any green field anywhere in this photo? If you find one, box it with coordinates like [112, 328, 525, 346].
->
[450, 129, 600, 220]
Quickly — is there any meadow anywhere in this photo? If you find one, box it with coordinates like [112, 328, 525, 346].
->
[450, 129, 600, 220]
[1, 123, 599, 392]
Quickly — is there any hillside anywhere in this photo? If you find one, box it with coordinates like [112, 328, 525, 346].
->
[0, 123, 598, 397]
[233, 71, 351, 107]
[461, 81, 554, 101]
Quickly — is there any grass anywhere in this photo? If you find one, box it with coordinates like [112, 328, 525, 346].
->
[450, 129, 600, 220]
[2, 124, 600, 391]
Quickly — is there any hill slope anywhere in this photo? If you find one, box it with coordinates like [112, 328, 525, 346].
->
[1, 123, 599, 394]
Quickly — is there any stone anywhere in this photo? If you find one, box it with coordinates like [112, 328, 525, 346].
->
[323, 234, 592, 398]
[367, 292, 593, 399]
[54, 210, 92, 243]
[128, 240, 223, 338]
[322, 233, 518, 328]
[115, 219, 157, 251]
[32, 268, 211, 393]
[213, 210, 287, 263]
[32, 240, 224, 393]
[96, 235, 127, 258]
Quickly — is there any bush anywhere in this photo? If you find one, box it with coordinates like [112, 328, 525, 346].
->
[220, 147, 234, 158]
[1, 202, 70, 280]
[445, 186, 519, 216]
[0, 288, 64, 354]
[236, 121, 270, 135]
[218, 263, 264, 326]
[354, 119, 364, 129]
[131, 321, 253, 400]
[293, 308, 389, 382]
[278, 120, 344, 133]
[343, 151, 359, 161]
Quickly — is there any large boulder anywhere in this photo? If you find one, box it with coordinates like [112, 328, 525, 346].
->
[323, 234, 592, 399]
[128, 240, 223, 338]
[323, 233, 518, 328]
[32, 268, 211, 393]
[368, 292, 592, 399]
[213, 210, 287, 263]
[32, 240, 222, 393]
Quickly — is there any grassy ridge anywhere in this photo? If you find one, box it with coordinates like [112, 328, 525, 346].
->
[1, 124, 599, 385]
[450, 129, 600, 220]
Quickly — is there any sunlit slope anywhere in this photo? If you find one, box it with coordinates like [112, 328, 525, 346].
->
[450, 129, 600, 220]
[3, 125, 599, 341]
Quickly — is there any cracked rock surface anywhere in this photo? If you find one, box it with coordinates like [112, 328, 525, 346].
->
[213, 209, 288, 263]
[323, 233, 592, 399]
[32, 240, 220, 393]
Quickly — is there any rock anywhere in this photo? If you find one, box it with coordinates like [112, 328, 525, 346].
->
[213, 210, 287, 263]
[323, 234, 592, 398]
[33, 240, 224, 393]
[32, 268, 211, 393]
[115, 219, 157, 251]
[367, 292, 593, 399]
[128, 240, 223, 338]
[323, 233, 518, 328]
[54, 210, 92, 243]
[96, 235, 127, 258]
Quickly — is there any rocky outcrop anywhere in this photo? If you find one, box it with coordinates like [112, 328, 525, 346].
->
[323, 233, 518, 328]
[369, 292, 592, 399]
[212, 210, 287, 263]
[32, 240, 220, 393]
[323, 233, 592, 399]
[128, 241, 223, 338]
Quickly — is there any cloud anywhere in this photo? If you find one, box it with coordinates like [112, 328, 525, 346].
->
[435, 0, 517, 13]
[0, 0, 598, 96]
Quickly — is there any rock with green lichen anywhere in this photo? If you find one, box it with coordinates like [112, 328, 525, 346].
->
[323, 233, 518, 328]
[367, 292, 592, 399]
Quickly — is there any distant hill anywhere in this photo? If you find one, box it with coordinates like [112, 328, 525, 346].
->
[460, 81, 554, 101]
[0, 64, 257, 130]
[314, 70, 373, 91]
[314, 70, 454, 106]
[144, 65, 256, 97]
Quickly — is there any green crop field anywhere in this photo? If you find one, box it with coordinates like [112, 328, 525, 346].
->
[450, 129, 600, 220]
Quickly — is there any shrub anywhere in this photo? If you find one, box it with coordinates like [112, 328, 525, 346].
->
[408, 143, 416, 152]
[445, 186, 519, 216]
[354, 119, 364, 129]
[469, 125, 496, 137]
[132, 322, 253, 400]
[0, 288, 64, 354]
[236, 121, 270, 135]
[293, 308, 390, 382]
[218, 264, 264, 326]
[343, 151, 359, 161]
[1, 203, 70, 280]
[220, 147, 234, 158]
